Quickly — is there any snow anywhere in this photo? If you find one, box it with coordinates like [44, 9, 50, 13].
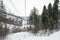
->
[50, 31, 60, 40]
[5, 30, 60, 40]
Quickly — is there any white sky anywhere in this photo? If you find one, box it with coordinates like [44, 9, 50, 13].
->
[3, 0, 54, 16]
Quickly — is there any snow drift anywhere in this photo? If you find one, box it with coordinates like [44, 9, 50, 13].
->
[5, 30, 60, 40]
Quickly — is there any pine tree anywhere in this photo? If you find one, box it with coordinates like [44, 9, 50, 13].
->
[55, 0, 59, 4]
[0, 1, 9, 37]
[0, 1, 7, 23]
[41, 5, 49, 30]
[48, 3, 53, 18]
[29, 7, 40, 33]
[48, 3, 54, 30]
[53, 0, 58, 29]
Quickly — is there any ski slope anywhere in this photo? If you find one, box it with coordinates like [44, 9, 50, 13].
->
[5, 31, 60, 40]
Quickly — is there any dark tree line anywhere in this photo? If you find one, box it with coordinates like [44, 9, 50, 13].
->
[42, 0, 59, 31]
[28, 0, 59, 33]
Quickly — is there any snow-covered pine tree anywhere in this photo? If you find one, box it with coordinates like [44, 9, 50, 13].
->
[29, 7, 40, 33]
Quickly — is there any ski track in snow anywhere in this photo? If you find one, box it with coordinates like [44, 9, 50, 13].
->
[5, 31, 60, 40]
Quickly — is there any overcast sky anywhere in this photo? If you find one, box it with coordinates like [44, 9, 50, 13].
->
[3, 0, 54, 16]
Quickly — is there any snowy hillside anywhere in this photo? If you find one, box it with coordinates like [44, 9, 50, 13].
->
[5, 30, 60, 40]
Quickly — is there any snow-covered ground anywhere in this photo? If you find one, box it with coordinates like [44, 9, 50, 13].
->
[5, 30, 60, 40]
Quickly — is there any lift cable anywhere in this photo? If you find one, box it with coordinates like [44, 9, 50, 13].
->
[9, 0, 27, 27]
[9, 0, 20, 16]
